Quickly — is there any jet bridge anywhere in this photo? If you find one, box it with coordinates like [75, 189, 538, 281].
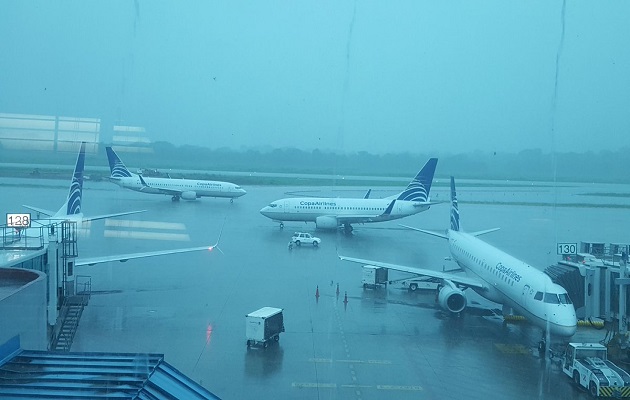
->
[0, 221, 91, 351]
[545, 241, 630, 351]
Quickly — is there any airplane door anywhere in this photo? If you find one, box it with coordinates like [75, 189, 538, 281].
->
[521, 284, 531, 309]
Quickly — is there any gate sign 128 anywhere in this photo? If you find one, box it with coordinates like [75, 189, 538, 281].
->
[6, 213, 31, 228]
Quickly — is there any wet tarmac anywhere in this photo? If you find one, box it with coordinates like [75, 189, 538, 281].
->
[3, 177, 629, 399]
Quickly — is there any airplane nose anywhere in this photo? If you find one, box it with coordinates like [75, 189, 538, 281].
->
[553, 323, 577, 337]
[260, 207, 271, 218]
[550, 315, 577, 337]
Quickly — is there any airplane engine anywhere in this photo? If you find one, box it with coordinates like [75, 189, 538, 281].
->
[315, 216, 338, 229]
[181, 191, 198, 200]
[437, 280, 467, 313]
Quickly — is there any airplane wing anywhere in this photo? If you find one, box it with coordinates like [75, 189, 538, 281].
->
[399, 224, 499, 238]
[76, 218, 225, 267]
[138, 174, 182, 196]
[24, 205, 146, 222]
[399, 224, 449, 239]
[76, 244, 217, 267]
[412, 200, 446, 207]
[334, 199, 397, 224]
[469, 228, 500, 236]
[335, 214, 385, 223]
[338, 255, 486, 289]
[81, 209, 147, 222]
[22, 205, 55, 217]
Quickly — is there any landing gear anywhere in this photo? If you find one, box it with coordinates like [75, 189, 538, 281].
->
[279, 222, 284, 229]
[343, 224, 353, 234]
[230, 198, 234, 203]
[171, 195, 180, 202]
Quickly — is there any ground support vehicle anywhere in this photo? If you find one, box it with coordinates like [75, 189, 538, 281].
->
[290, 232, 321, 247]
[246, 307, 285, 349]
[562, 342, 630, 397]
[362, 266, 388, 289]
[395, 277, 440, 291]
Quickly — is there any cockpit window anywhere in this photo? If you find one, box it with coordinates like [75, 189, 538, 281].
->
[534, 291, 543, 301]
[558, 293, 572, 304]
[268, 203, 277, 208]
[544, 293, 560, 304]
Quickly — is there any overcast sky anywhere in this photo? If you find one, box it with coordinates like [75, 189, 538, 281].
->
[1, 1, 628, 154]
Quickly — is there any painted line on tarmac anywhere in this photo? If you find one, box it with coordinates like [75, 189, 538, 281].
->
[308, 358, 391, 364]
[293, 383, 423, 391]
[376, 385, 423, 391]
[340, 384, 372, 389]
[292, 383, 337, 389]
[105, 220, 187, 230]
[494, 343, 530, 355]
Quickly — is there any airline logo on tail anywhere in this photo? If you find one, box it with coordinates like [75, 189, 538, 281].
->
[396, 158, 438, 202]
[66, 142, 85, 216]
[106, 147, 133, 178]
[450, 176, 460, 231]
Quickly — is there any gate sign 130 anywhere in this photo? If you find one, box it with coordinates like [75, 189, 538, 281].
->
[557, 243, 577, 255]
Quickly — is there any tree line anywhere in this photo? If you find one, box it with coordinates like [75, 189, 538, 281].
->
[1, 142, 629, 183]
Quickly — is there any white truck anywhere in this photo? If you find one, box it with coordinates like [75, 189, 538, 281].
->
[362, 266, 388, 289]
[562, 342, 630, 397]
[246, 307, 285, 349]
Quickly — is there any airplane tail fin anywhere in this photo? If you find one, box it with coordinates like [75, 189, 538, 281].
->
[396, 158, 438, 202]
[54, 142, 86, 217]
[447, 177, 499, 236]
[450, 176, 460, 232]
[106, 146, 133, 178]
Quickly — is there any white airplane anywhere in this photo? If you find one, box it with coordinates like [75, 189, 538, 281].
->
[23, 142, 146, 226]
[339, 176, 577, 348]
[260, 158, 438, 231]
[106, 146, 246, 202]
[13, 142, 219, 266]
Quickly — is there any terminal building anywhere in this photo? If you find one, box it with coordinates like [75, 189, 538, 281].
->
[0, 222, 220, 399]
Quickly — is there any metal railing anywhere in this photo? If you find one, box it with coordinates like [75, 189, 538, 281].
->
[0, 225, 45, 250]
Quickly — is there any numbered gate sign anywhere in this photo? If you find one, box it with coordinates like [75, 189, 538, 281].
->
[557, 243, 577, 255]
[6, 213, 31, 228]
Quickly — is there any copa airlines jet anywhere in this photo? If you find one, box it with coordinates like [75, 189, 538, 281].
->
[106, 147, 247, 202]
[16, 142, 219, 266]
[260, 158, 438, 231]
[339, 176, 577, 348]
